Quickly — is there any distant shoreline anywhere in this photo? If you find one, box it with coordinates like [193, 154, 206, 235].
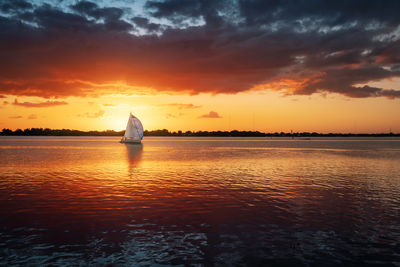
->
[1, 128, 398, 137]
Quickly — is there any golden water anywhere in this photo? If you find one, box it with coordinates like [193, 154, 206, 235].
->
[1, 137, 400, 265]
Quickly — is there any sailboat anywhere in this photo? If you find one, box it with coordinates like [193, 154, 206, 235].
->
[120, 113, 144, 144]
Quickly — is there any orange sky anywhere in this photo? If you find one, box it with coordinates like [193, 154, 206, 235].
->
[1, 81, 399, 133]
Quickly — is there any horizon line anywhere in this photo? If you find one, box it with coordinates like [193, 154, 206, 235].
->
[0, 128, 398, 136]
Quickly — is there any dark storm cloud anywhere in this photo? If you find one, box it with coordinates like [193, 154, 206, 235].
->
[33, 4, 95, 31]
[146, 0, 230, 27]
[70, 1, 132, 31]
[0, 0, 400, 98]
[0, 0, 32, 13]
[298, 66, 400, 97]
[71, 1, 123, 20]
[145, 0, 203, 18]
[131, 17, 161, 31]
[238, 0, 400, 27]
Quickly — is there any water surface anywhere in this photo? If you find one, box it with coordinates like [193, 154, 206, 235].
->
[1, 136, 400, 265]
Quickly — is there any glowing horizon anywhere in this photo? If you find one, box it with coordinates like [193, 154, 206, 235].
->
[1, 89, 399, 133]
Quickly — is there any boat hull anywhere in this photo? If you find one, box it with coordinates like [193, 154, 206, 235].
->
[120, 138, 142, 144]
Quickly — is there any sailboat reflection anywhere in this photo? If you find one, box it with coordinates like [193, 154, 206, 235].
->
[125, 143, 143, 167]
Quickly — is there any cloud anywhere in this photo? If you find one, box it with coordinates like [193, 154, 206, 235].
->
[0, 0, 32, 13]
[165, 103, 201, 109]
[13, 99, 68, 107]
[78, 109, 105, 118]
[165, 112, 184, 119]
[199, 111, 222, 118]
[70, 1, 132, 32]
[132, 17, 161, 32]
[0, 0, 399, 99]
[28, 114, 37, 119]
[8, 115, 23, 119]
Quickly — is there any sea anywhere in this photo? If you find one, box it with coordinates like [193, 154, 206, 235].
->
[0, 136, 399, 266]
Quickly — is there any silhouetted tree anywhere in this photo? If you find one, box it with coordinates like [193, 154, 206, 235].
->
[0, 128, 398, 137]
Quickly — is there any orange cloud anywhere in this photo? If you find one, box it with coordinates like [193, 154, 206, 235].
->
[165, 112, 184, 119]
[8, 115, 23, 119]
[13, 98, 68, 108]
[165, 103, 202, 109]
[252, 73, 326, 95]
[199, 111, 222, 118]
[78, 110, 105, 118]
[28, 114, 37, 119]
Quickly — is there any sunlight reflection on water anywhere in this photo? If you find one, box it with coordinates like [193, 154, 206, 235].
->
[0, 136, 400, 265]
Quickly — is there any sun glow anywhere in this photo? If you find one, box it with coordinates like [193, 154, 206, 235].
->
[1, 89, 400, 133]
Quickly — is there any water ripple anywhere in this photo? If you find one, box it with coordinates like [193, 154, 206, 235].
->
[1, 137, 400, 265]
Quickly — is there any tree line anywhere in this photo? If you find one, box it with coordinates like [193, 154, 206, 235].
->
[0, 128, 398, 137]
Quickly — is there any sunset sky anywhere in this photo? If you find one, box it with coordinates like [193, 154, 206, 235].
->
[1, 0, 400, 133]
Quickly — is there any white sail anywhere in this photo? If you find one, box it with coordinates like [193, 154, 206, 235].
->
[121, 113, 143, 143]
